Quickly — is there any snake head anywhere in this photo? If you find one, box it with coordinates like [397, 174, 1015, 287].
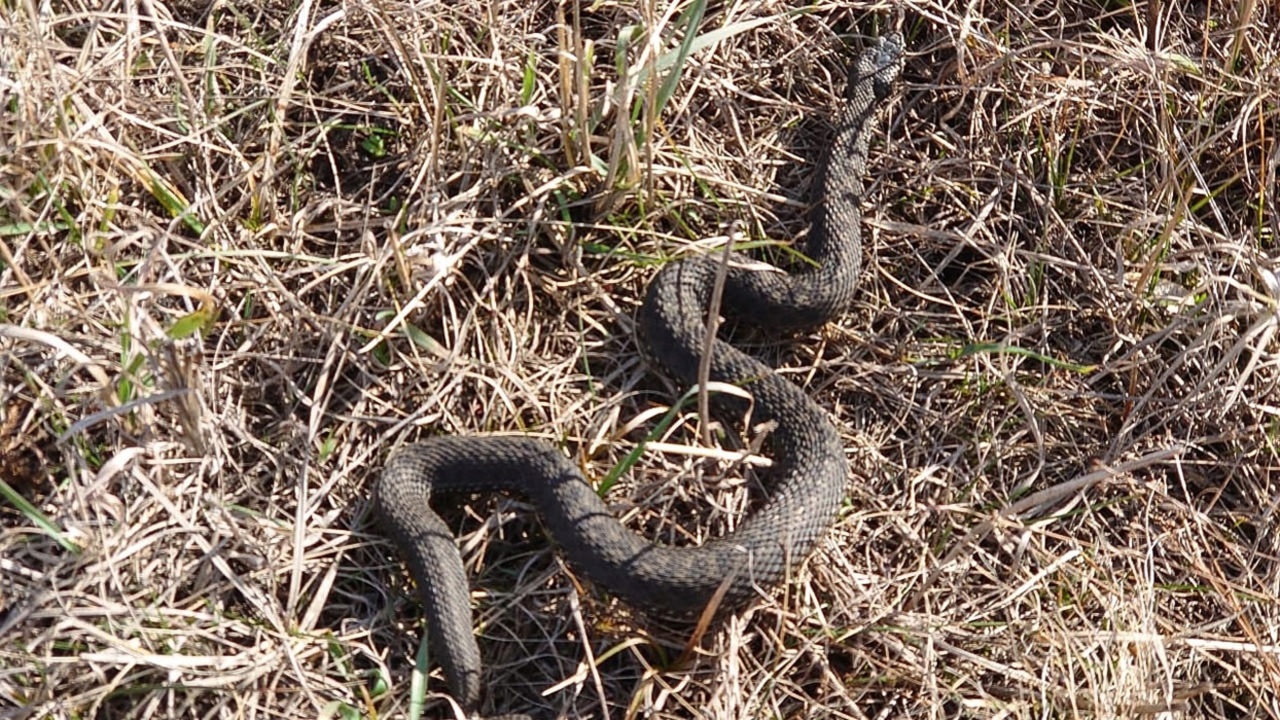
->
[849, 31, 904, 103]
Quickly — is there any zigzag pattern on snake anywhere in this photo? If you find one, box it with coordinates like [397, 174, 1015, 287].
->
[375, 32, 903, 718]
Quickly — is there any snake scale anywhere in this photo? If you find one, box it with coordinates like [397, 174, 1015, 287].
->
[375, 32, 903, 717]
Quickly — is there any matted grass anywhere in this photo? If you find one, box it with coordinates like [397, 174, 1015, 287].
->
[2, 1, 1278, 718]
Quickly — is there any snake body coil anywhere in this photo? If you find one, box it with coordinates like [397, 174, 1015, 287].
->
[375, 33, 903, 716]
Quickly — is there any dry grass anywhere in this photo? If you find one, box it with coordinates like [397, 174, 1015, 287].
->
[2, 0, 1278, 718]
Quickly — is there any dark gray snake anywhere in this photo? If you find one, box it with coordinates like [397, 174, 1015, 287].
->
[375, 32, 903, 717]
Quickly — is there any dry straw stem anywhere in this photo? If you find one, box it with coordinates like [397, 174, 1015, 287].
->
[1, 0, 1278, 718]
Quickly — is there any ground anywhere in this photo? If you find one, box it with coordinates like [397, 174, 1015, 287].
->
[1, 1, 1278, 719]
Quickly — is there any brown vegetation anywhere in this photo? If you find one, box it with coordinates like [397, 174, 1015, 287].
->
[1, 1, 1277, 718]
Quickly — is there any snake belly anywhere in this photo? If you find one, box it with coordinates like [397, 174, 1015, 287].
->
[374, 33, 903, 716]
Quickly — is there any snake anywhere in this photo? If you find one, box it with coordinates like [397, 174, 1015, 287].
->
[374, 32, 903, 718]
